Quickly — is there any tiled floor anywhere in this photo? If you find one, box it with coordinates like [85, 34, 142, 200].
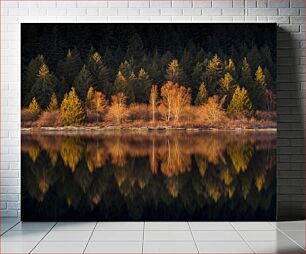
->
[0, 219, 304, 253]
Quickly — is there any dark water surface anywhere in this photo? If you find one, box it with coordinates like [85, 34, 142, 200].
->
[21, 130, 276, 221]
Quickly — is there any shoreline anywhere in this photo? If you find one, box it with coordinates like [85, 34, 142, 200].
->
[21, 126, 277, 133]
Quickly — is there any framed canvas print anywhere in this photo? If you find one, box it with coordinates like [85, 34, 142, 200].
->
[21, 24, 276, 221]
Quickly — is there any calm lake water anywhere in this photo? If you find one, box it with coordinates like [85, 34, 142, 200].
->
[21, 130, 276, 221]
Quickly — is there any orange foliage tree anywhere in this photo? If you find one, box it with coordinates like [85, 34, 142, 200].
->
[106, 92, 128, 124]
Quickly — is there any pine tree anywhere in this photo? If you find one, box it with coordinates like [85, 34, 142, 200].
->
[195, 83, 208, 106]
[134, 68, 152, 103]
[165, 59, 181, 84]
[47, 93, 58, 111]
[86, 86, 95, 110]
[87, 51, 111, 98]
[227, 86, 255, 118]
[29, 63, 57, 109]
[240, 57, 253, 89]
[205, 54, 223, 95]
[125, 33, 144, 63]
[60, 87, 86, 125]
[113, 71, 135, 104]
[56, 48, 83, 99]
[29, 97, 41, 115]
[225, 58, 236, 77]
[253, 65, 267, 109]
[74, 65, 93, 102]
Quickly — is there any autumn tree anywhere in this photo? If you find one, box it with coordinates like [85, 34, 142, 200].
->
[92, 91, 107, 122]
[149, 85, 158, 122]
[219, 73, 236, 107]
[86, 86, 95, 110]
[74, 65, 93, 102]
[29, 63, 58, 109]
[165, 59, 181, 84]
[60, 87, 86, 125]
[29, 97, 41, 115]
[228, 86, 255, 118]
[253, 65, 267, 109]
[195, 82, 208, 106]
[47, 93, 58, 111]
[160, 81, 191, 121]
[106, 92, 128, 124]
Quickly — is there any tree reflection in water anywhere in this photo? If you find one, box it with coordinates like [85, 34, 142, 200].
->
[21, 130, 276, 221]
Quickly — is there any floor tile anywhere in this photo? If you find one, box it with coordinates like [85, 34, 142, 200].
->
[0, 230, 47, 242]
[12, 222, 55, 231]
[42, 230, 92, 242]
[189, 222, 234, 231]
[52, 222, 96, 231]
[192, 230, 243, 241]
[145, 222, 189, 231]
[276, 221, 305, 231]
[144, 230, 193, 241]
[90, 230, 143, 241]
[32, 241, 87, 253]
[1, 241, 37, 253]
[197, 241, 253, 253]
[143, 241, 198, 253]
[239, 230, 291, 241]
[232, 222, 276, 231]
[85, 241, 142, 253]
[249, 240, 304, 253]
[95, 222, 144, 231]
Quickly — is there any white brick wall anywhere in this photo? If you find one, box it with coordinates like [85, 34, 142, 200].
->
[0, 0, 305, 218]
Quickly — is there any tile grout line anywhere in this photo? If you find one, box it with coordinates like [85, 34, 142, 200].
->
[275, 227, 305, 251]
[83, 221, 98, 254]
[142, 221, 145, 254]
[229, 222, 256, 254]
[187, 222, 199, 254]
[0, 220, 20, 236]
[29, 222, 58, 254]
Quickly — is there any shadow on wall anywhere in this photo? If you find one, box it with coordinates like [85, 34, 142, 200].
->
[277, 26, 305, 220]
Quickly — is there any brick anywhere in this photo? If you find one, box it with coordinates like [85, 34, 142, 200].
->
[268, 16, 290, 23]
[86, 8, 99, 16]
[222, 8, 245, 15]
[202, 8, 222, 15]
[77, 1, 107, 8]
[247, 8, 278, 15]
[67, 8, 86, 16]
[233, 0, 244, 7]
[245, 0, 256, 7]
[118, 8, 140, 16]
[290, 16, 305, 24]
[212, 16, 233, 22]
[290, 0, 305, 7]
[212, 0, 233, 8]
[8, 8, 29, 16]
[140, 8, 160, 16]
[99, 8, 118, 16]
[108, 0, 129, 8]
[193, 0, 212, 7]
[268, 0, 290, 8]
[161, 8, 183, 16]
[150, 0, 172, 8]
[183, 8, 202, 16]
[128, 1, 149, 7]
[257, 0, 267, 8]
[57, 1, 77, 8]
[278, 8, 300, 15]
[172, 0, 192, 7]
[172, 16, 193, 21]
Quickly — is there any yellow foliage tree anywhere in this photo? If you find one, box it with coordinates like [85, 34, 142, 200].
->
[149, 85, 158, 122]
[92, 91, 107, 122]
[47, 93, 58, 111]
[86, 86, 95, 109]
[29, 97, 41, 115]
[60, 87, 86, 125]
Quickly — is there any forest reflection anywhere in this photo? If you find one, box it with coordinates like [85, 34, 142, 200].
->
[21, 130, 276, 221]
